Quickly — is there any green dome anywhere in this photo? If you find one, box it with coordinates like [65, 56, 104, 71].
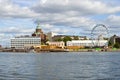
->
[36, 23, 41, 29]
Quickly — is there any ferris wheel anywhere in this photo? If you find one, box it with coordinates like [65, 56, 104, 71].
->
[91, 24, 109, 47]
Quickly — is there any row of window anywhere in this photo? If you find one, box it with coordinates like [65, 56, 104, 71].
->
[67, 43, 106, 46]
[11, 42, 40, 44]
[11, 39, 40, 42]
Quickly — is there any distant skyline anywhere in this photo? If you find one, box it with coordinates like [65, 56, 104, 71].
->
[0, 0, 120, 46]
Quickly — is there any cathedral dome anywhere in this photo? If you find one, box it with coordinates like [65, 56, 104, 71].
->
[36, 23, 41, 29]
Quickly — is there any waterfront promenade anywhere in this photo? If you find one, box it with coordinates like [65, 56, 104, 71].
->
[1, 47, 120, 53]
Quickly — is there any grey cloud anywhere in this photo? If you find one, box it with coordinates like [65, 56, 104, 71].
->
[1, 0, 120, 41]
[0, 0, 39, 18]
[32, 0, 120, 14]
[32, 0, 120, 29]
[0, 27, 34, 34]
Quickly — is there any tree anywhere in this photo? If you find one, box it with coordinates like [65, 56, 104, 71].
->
[73, 36, 79, 40]
[113, 43, 120, 48]
[63, 36, 72, 46]
[108, 41, 112, 46]
[55, 38, 63, 41]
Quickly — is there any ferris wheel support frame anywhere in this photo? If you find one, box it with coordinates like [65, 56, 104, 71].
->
[91, 24, 109, 47]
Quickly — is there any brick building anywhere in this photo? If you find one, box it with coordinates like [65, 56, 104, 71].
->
[32, 24, 46, 44]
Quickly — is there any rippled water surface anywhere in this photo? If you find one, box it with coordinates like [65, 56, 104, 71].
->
[0, 52, 120, 80]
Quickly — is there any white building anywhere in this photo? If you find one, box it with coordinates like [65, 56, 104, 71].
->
[11, 37, 41, 49]
[47, 32, 57, 41]
[46, 41, 65, 48]
[67, 40, 108, 47]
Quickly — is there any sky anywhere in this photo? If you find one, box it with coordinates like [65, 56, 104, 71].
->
[0, 0, 120, 46]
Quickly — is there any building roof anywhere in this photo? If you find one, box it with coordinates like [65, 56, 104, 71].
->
[14, 36, 40, 39]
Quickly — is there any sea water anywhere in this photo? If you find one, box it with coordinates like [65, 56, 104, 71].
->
[0, 52, 120, 80]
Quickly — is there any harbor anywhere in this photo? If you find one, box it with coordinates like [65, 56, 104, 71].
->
[0, 0, 120, 80]
[0, 24, 120, 53]
[1, 47, 120, 53]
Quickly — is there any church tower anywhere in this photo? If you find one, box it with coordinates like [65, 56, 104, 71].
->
[32, 23, 46, 44]
[36, 23, 43, 33]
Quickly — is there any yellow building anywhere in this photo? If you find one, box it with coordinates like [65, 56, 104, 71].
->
[46, 41, 65, 49]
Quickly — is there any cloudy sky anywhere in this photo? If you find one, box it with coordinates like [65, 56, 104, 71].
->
[0, 0, 120, 46]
